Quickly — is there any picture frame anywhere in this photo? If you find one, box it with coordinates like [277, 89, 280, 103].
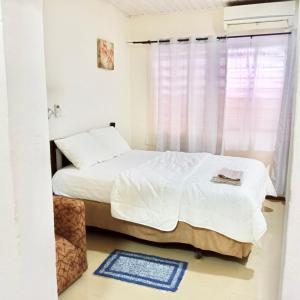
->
[97, 39, 114, 70]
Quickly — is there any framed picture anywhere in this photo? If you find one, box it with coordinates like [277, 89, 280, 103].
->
[97, 39, 114, 70]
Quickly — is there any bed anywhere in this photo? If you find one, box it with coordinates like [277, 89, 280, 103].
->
[51, 125, 275, 259]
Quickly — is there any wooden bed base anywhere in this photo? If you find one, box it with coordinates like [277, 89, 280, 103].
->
[53, 196, 252, 259]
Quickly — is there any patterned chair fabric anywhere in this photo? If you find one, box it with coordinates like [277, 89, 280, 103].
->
[54, 196, 88, 294]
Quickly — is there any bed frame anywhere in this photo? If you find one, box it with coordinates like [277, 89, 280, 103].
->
[50, 123, 252, 260]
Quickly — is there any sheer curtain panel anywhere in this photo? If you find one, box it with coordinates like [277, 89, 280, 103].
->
[151, 39, 227, 153]
[223, 35, 289, 155]
[223, 35, 290, 195]
[271, 33, 296, 195]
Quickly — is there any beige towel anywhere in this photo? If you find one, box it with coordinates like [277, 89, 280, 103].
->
[218, 168, 243, 181]
[211, 168, 243, 186]
[211, 176, 241, 186]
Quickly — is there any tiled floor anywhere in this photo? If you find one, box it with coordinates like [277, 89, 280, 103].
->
[59, 200, 285, 300]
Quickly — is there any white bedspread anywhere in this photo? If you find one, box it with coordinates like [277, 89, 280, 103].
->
[111, 151, 276, 243]
[52, 150, 158, 202]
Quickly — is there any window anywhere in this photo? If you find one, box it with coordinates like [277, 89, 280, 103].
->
[223, 35, 288, 152]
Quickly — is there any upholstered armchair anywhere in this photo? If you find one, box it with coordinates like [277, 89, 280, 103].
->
[53, 196, 88, 294]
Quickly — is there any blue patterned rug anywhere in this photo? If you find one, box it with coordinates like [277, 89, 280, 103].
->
[94, 249, 188, 292]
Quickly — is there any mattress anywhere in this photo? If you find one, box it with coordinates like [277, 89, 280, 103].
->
[53, 149, 276, 243]
[52, 150, 159, 203]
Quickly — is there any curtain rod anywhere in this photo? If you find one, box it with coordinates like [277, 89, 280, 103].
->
[128, 31, 292, 45]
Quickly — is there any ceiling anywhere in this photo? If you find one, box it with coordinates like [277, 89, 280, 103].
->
[104, 0, 289, 17]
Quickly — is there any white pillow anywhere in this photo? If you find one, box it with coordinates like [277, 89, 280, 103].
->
[55, 132, 113, 169]
[89, 127, 131, 157]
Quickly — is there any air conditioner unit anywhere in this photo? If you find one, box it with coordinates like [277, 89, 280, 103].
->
[224, 1, 296, 33]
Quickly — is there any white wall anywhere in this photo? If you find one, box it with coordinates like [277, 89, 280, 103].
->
[0, 2, 20, 298]
[44, 0, 132, 142]
[130, 9, 224, 149]
[44, 3, 224, 149]
[0, 0, 57, 299]
[130, 9, 224, 41]
[280, 3, 300, 299]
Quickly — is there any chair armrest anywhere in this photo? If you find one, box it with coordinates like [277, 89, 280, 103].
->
[53, 196, 87, 254]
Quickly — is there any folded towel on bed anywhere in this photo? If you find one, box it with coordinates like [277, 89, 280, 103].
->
[211, 168, 243, 186]
[218, 168, 243, 181]
[211, 176, 242, 186]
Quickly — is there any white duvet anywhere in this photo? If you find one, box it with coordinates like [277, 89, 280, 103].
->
[111, 151, 276, 243]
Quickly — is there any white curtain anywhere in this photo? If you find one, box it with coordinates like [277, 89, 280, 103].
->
[223, 35, 290, 195]
[223, 35, 289, 154]
[271, 33, 297, 195]
[151, 39, 227, 153]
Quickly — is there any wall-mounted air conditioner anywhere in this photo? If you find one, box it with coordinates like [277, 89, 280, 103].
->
[224, 1, 296, 33]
